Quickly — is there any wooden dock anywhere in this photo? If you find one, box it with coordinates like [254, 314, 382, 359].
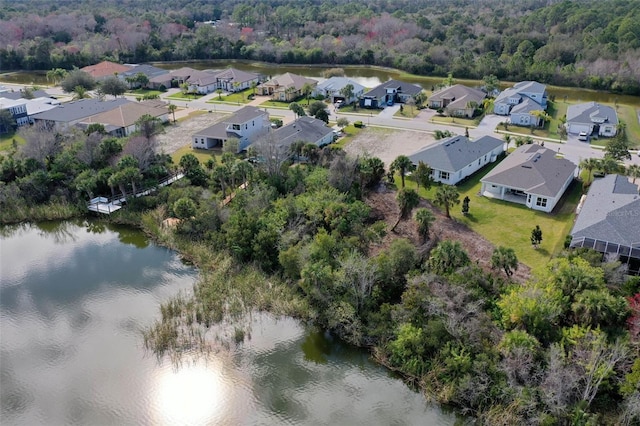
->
[88, 173, 185, 214]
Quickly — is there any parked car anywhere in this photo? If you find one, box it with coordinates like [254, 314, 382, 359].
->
[578, 131, 589, 141]
[386, 99, 394, 106]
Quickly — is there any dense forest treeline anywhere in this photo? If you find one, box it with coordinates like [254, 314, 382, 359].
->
[1, 0, 639, 95]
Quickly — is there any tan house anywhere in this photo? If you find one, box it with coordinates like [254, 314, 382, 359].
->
[79, 100, 169, 137]
[256, 73, 318, 102]
[428, 84, 485, 118]
[81, 61, 133, 80]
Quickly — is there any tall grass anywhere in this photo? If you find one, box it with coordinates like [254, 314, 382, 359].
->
[0, 201, 83, 224]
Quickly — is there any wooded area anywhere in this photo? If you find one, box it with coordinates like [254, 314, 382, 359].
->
[1, 0, 639, 94]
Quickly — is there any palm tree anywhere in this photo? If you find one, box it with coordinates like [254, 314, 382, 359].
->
[289, 140, 306, 163]
[390, 155, 415, 188]
[46, 68, 67, 85]
[579, 158, 600, 183]
[414, 208, 436, 243]
[392, 188, 419, 231]
[433, 185, 460, 218]
[167, 104, 177, 123]
[339, 84, 354, 105]
[428, 240, 470, 275]
[491, 246, 518, 277]
[627, 164, 640, 184]
[216, 88, 223, 100]
[600, 156, 621, 175]
[503, 133, 512, 151]
[72, 85, 89, 100]
[301, 82, 314, 105]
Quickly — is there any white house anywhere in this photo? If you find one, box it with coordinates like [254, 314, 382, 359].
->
[565, 102, 618, 137]
[30, 98, 131, 130]
[494, 81, 548, 126]
[409, 135, 505, 185]
[192, 106, 269, 151]
[0, 98, 29, 127]
[481, 144, 577, 213]
[79, 100, 169, 138]
[313, 77, 365, 104]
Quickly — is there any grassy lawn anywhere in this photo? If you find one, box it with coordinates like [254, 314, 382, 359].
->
[430, 115, 477, 128]
[617, 105, 640, 147]
[0, 133, 25, 152]
[166, 92, 205, 100]
[404, 160, 581, 272]
[394, 106, 421, 119]
[207, 90, 252, 104]
[125, 88, 163, 97]
[171, 145, 221, 165]
[260, 98, 311, 108]
[332, 124, 364, 149]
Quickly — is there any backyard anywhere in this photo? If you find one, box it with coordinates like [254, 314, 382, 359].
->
[0, 132, 25, 153]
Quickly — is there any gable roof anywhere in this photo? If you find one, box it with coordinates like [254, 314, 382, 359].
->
[566, 102, 618, 125]
[80, 100, 168, 128]
[260, 73, 318, 91]
[30, 98, 131, 123]
[481, 144, 576, 197]
[213, 68, 260, 83]
[510, 96, 544, 114]
[571, 174, 640, 247]
[0, 89, 50, 100]
[193, 106, 267, 138]
[363, 79, 423, 99]
[119, 64, 169, 79]
[187, 70, 220, 87]
[315, 77, 365, 94]
[409, 135, 503, 172]
[494, 81, 546, 106]
[81, 61, 132, 79]
[273, 116, 333, 149]
[429, 84, 484, 103]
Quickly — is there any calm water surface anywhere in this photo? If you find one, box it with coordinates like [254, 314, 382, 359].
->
[0, 221, 457, 425]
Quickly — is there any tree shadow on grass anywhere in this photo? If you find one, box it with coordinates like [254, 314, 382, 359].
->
[535, 247, 550, 257]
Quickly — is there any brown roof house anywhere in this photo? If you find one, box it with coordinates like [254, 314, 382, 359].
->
[256, 73, 318, 102]
[81, 61, 133, 80]
[428, 84, 485, 118]
[480, 144, 577, 213]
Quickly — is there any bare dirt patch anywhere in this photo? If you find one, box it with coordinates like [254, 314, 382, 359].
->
[366, 187, 531, 283]
[343, 128, 437, 168]
[157, 111, 227, 154]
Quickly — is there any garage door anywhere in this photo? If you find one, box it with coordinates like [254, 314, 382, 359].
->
[568, 124, 590, 135]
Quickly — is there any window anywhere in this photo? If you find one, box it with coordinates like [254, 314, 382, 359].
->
[232, 124, 240, 130]
[439, 171, 450, 180]
[484, 155, 487, 161]
[536, 197, 547, 208]
[478, 159, 481, 165]
[527, 194, 531, 203]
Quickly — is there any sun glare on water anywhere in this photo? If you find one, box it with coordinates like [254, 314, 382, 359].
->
[153, 359, 229, 425]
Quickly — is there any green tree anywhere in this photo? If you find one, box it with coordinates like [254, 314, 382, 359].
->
[167, 104, 177, 123]
[627, 164, 640, 184]
[491, 246, 518, 277]
[100, 75, 127, 98]
[0, 109, 17, 134]
[600, 156, 622, 175]
[392, 188, 419, 231]
[301, 82, 314, 105]
[173, 197, 197, 219]
[531, 225, 543, 248]
[461, 195, 470, 215]
[482, 74, 500, 94]
[135, 73, 149, 89]
[60, 69, 96, 93]
[428, 240, 470, 275]
[357, 156, 385, 191]
[414, 208, 436, 243]
[336, 117, 349, 129]
[135, 114, 163, 140]
[390, 155, 415, 188]
[579, 158, 600, 183]
[413, 161, 433, 192]
[433, 184, 460, 218]
[339, 83, 354, 104]
[46, 68, 67, 85]
[179, 153, 206, 186]
[72, 85, 89, 100]
[605, 133, 631, 161]
[289, 102, 306, 118]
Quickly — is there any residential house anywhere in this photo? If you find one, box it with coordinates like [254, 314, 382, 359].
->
[118, 65, 169, 88]
[148, 66, 200, 89]
[81, 61, 133, 80]
[565, 102, 618, 137]
[78, 100, 169, 137]
[256, 73, 318, 102]
[0, 89, 51, 100]
[480, 144, 577, 213]
[408, 135, 504, 185]
[360, 79, 423, 108]
[192, 106, 269, 151]
[0, 91, 61, 127]
[273, 116, 334, 154]
[30, 98, 131, 130]
[211, 68, 262, 93]
[313, 77, 365, 104]
[428, 84, 485, 118]
[493, 81, 548, 126]
[186, 70, 222, 95]
[569, 174, 640, 265]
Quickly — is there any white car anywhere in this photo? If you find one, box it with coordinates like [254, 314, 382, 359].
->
[578, 131, 589, 141]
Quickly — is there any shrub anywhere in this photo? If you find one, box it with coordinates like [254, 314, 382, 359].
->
[158, 85, 167, 92]
[354, 120, 363, 128]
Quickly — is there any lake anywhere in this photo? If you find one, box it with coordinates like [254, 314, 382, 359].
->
[0, 220, 458, 425]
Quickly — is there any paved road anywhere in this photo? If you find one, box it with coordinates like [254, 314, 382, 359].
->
[4, 81, 638, 167]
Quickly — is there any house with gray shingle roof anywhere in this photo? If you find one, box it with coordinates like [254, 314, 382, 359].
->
[192, 106, 269, 151]
[428, 84, 485, 118]
[361, 79, 423, 109]
[570, 175, 640, 262]
[273, 116, 334, 153]
[409, 135, 504, 185]
[30, 98, 131, 130]
[313, 77, 365, 104]
[212, 68, 262, 93]
[493, 81, 548, 127]
[481, 144, 577, 212]
[257, 73, 318, 102]
[566, 102, 618, 137]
